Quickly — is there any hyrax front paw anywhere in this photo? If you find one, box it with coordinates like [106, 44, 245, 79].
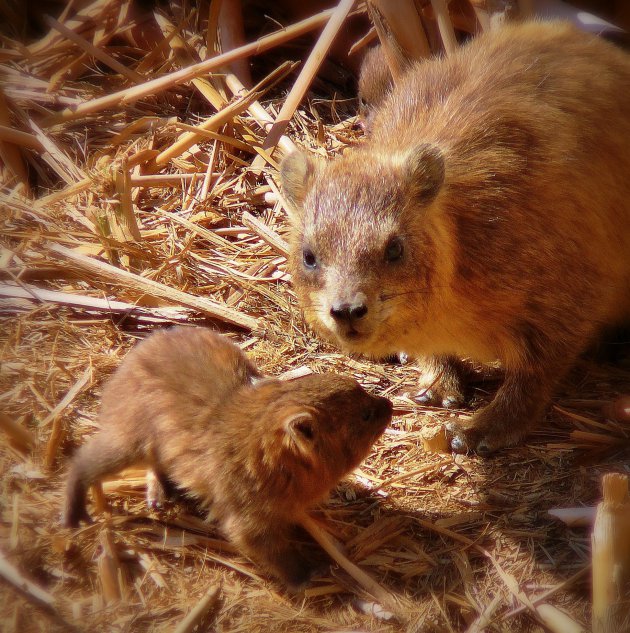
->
[445, 411, 530, 456]
[445, 420, 490, 455]
[414, 355, 465, 409]
[445, 368, 553, 455]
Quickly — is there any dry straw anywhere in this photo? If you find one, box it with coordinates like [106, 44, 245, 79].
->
[0, 0, 628, 631]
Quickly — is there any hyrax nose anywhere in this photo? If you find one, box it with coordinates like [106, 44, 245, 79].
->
[330, 301, 368, 323]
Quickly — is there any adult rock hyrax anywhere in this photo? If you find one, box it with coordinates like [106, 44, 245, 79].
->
[62, 327, 392, 589]
[280, 21, 630, 455]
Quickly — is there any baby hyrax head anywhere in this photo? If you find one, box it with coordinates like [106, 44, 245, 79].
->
[280, 145, 446, 358]
[253, 374, 392, 502]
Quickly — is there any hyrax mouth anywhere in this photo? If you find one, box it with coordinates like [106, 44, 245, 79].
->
[325, 291, 375, 343]
[331, 322, 372, 345]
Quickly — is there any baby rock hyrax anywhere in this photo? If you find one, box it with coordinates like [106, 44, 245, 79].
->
[280, 21, 630, 455]
[357, 44, 393, 131]
[63, 327, 392, 589]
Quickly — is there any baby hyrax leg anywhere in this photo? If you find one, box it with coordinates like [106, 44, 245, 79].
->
[227, 520, 324, 592]
[146, 468, 187, 510]
[63, 432, 141, 527]
[414, 355, 466, 409]
[146, 470, 165, 510]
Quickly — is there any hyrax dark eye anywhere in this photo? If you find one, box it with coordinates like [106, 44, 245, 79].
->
[385, 237, 404, 262]
[303, 248, 317, 270]
[361, 408, 375, 422]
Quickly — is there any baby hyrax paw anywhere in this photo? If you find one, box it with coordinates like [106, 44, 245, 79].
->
[414, 356, 465, 409]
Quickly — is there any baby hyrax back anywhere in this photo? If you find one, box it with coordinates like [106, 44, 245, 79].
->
[281, 21, 630, 456]
[63, 327, 392, 588]
[357, 44, 393, 131]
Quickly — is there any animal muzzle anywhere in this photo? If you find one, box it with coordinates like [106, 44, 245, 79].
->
[329, 292, 369, 328]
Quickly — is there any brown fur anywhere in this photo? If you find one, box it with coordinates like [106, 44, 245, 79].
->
[357, 45, 393, 131]
[280, 21, 630, 455]
[63, 327, 392, 588]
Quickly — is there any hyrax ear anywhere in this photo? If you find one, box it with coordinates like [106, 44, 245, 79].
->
[279, 151, 319, 222]
[404, 143, 445, 204]
[282, 406, 318, 456]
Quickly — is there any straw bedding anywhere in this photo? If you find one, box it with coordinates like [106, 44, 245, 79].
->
[0, 1, 629, 631]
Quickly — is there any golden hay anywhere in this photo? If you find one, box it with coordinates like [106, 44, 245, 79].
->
[1, 1, 629, 631]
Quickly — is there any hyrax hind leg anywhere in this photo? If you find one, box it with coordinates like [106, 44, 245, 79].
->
[414, 355, 466, 409]
[63, 433, 141, 527]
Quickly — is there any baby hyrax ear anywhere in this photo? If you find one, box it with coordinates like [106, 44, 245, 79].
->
[282, 406, 319, 458]
[404, 143, 445, 204]
[279, 151, 319, 221]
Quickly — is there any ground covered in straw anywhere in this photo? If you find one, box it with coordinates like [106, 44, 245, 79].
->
[1, 1, 629, 632]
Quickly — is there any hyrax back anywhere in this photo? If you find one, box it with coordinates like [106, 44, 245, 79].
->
[281, 21, 630, 455]
[63, 327, 392, 588]
[62, 327, 261, 526]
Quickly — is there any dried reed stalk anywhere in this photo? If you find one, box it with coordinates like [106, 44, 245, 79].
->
[504, 566, 591, 620]
[592, 473, 630, 633]
[377, 457, 453, 488]
[98, 527, 125, 603]
[173, 585, 221, 633]
[47, 243, 260, 331]
[368, 0, 430, 59]
[153, 11, 226, 111]
[0, 282, 191, 322]
[44, 15, 144, 83]
[548, 507, 596, 527]
[0, 412, 36, 455]
[0, 548, 81, 633]
[26, 0, 110, 56]
[420, 425, 449, 453]
[44, 367, 92, 469]
[300, 514, 403, 619]
[0, 90, 30, 195]
[129, 172, 219, 187]
[46, 7, 335, 125]
[153, 88, 263, 167]
[430, 0, 459, 54]
[536, 604, 586, 633]
[465, 593, 502, 633]
[217, 0, 251, 87]
[250, 0, 356, 168]
[0, 125, 44, 151]
[153, 60, 294, 168]
[34, 177, 94, 209]
[224, 72, 297, 156]
[241, 211, 289, 257]
[2, 1, 624, 629]
[111, 159, 142, 243]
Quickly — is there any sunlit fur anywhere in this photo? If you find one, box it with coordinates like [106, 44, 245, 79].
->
[357, 44, 393, 131]
[281, 21, 630, 454]
[62, 327, 392, 588]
